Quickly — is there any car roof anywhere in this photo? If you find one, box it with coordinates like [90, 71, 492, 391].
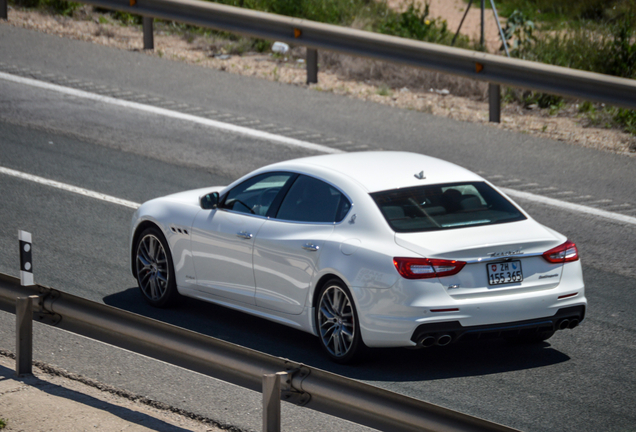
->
[264, 151, 483, 193]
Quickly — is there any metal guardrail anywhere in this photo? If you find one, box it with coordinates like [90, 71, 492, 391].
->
[4, 0, 636, 121]
[0, 272, 519, 432]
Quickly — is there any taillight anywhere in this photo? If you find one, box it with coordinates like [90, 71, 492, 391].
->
[393, 257, 466, 279]
[542, 240, 579, 264]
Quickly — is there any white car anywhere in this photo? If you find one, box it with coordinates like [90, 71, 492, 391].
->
[130, 151, 586, 363]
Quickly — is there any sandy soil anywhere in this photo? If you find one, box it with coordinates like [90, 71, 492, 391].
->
[2, 4, 635, 157]
[388, 0, 504, 52]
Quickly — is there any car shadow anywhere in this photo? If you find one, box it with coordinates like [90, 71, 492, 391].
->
[104, 288, 570, 382]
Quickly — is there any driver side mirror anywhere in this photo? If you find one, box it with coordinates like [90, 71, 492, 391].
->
[200, 192, 219, 210]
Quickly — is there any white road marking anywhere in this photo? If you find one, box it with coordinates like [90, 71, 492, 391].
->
[1, 72, 635, 226]
[0, 167, 141, 209]
[0, 72, 343, 155]
[502, 188, 636, 227]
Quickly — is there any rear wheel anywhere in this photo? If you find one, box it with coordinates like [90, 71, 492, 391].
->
[135, 227, 179, 308]
[315, 279, 365, 364]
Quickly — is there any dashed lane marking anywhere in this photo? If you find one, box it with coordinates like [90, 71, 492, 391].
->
[0, 72, 343, 155]
[501, 188, 636, 227]
[2, 70, 635, 225]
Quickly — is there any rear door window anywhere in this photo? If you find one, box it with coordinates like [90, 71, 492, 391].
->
[276, 175, 351, 223]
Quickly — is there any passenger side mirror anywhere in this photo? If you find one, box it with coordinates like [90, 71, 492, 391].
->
[200, 192, 219, 210]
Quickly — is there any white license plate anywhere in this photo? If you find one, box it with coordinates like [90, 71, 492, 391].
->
[487, 261, 523, 285]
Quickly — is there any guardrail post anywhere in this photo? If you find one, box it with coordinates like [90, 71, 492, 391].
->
[1, 0, 7, 20]
[263, 372, 288, 432]
[489, 83, 501, 123]
[306, 48, 318, 84]
[16, 295, 39, 376]
[143, 16, 154, 50]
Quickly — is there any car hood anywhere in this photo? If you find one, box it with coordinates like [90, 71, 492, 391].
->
[394, 219, 565, 261]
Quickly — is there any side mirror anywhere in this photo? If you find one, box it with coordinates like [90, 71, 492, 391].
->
[200, 192, 219, 210]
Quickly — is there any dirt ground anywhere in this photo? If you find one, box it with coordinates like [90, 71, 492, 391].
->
[2, 2, 636, 157]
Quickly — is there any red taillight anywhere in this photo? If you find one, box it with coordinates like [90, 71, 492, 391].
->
[542, 240, 579, 264]
[393, 257, 466, 279]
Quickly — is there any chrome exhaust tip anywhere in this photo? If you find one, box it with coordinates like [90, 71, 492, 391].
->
[419, 335, 436, 348]
[568, 318, 579, 329]
[436, 335, 452, 346]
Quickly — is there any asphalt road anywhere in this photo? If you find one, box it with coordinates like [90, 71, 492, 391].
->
[1, 23, 635, 432]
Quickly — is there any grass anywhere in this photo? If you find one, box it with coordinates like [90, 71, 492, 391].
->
[492, 0, 635, 26]
[0, 418, 6, 429]
[496, 0, 636, 132]
[376, 84, 392, 96]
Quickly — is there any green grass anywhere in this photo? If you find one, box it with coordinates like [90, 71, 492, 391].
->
[0, 418, 7, 429]
[212, 0, 471, 47]
[495, 0, 636, 134]
[12, 0, 81, 16]
[491, 0, 635, 26]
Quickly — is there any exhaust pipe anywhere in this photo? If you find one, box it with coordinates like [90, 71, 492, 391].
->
[419, 335, 436, 348]
[568, 318, 579, 329]
[436, 335, 452, 346]
[558, 319, 570, 330]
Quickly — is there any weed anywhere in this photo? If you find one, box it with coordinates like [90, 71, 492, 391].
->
[613, 108, 636, 135]
[112, 10, 141, 25]
[13, 0, 80, 15]
[376, 84, 392, 96]
[578, 101, 595, 113]
[500, 10, 536, 58]
[0, 418, 6, 429]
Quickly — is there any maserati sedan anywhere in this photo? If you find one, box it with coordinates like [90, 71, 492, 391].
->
[130, 151, 586, 363]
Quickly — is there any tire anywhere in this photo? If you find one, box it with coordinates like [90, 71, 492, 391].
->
[134, 227, 179, 308]
[315, 279, 365, 364]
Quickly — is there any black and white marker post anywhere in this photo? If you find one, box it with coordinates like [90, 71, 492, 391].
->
[17, 230, 37, 375]
[19, 230, 34, 286]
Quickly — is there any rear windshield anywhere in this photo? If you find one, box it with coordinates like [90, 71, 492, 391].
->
[370, 182, 526, 232]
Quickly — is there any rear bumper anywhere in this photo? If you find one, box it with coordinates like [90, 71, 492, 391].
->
[410, 305, 585, 347]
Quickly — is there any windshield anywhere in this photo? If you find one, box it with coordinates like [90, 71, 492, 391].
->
[370, 182, 526, 232]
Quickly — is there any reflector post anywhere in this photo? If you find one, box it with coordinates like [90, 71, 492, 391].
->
[19, 230, 34, 286]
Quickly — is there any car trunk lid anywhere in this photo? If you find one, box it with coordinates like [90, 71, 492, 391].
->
[394, 220, 566, 298]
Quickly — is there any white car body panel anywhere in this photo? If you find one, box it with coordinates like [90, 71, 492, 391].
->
[130, 152, 587, 350]
[254, 220, 334, 314]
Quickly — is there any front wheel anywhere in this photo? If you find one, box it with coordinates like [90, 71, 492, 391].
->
[134, 227, 179, 308]
[315, 279, 365, 364]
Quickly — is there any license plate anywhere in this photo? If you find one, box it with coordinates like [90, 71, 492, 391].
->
[487, 261, 523, 286]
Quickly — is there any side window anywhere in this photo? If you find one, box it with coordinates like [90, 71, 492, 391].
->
[221, 173, 293, 216]
[276, 175, 350, 223]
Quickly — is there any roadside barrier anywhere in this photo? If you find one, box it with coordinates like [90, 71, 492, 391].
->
[4, 0, 636, 123]
[0, 272, 519, 432]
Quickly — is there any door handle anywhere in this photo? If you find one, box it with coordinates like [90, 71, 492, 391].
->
[236, 231, 253, 240]
[302, 242, 320, 252]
